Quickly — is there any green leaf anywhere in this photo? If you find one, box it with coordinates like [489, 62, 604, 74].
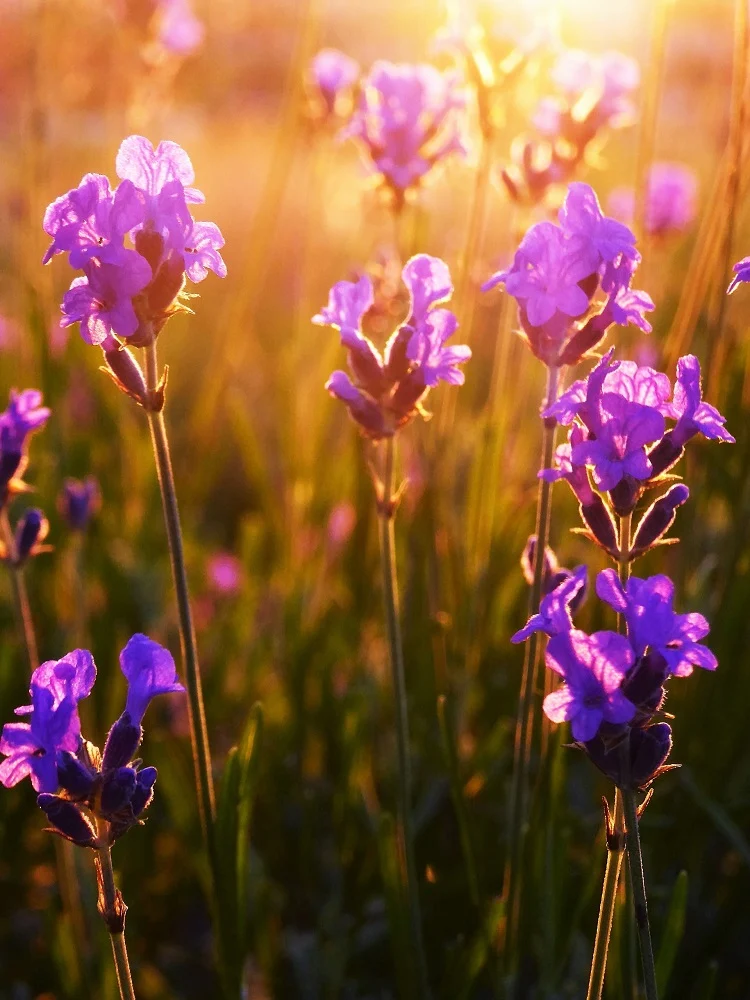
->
[656, 870, 688, 995]
[236, 702, 264, 950]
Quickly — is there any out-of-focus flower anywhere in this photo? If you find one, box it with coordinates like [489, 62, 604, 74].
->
[10, 508, 51, 564]
[308, 49, 360, 121]
[207, 552, 243, 596]
[327, 502, 356, 549]
[0, 389, 50, 494]
[44, 136, 226, 364]
[608, 163, 698, 238]
[341, 62, 467, 204]
[315, 255, 470, 438]
[155, 0, 205, 56]
[58, 477, 101, 532]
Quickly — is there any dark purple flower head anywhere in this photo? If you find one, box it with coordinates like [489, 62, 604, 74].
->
[665, 355, 735, 447]
[309, 48, 360, 118]
[317, 256, 469, 438]
[341, 61, 466, 195]
[512, 564, 588, 642]
[13, 507, 49, 564]
[596, 569, 717, 677]
[59, 476, 100, 531]
[119, 634, 185, 726]
[543, 628, 637, 741]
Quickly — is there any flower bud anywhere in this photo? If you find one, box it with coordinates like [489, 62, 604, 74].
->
[14, 508, 49, 564]
[100, 766, 137, 817]
[57, 751, 96, 798]
[58, 476, 100, 532]
[37, 793, 97, 848]
[647, 431, 684, 479]
[102, 712, 142, 772]
[131, 767, 158, 817]
[104, 346, 149, 406]
[580, 496, 618, 555]
[631, 484, 690, 558]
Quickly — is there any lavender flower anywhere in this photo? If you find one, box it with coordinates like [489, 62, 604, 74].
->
[315, 255, 470, 437]
[341, 61, 466, 201]
[608, 162, 698, 237]
[308, 49, 360, 119]
[1, 638, 183, 847]
[596, 570, 717, 677]
[0, 389, 51, 456]
[665, 354, 735, 447]
[59, 476, 101, 532]
[155, 0, 205, 56]
[543, 629, 636, 742]
[44, 135, 226, 359]
[483, 183, 650, 366]
[512, 564, 588, 642]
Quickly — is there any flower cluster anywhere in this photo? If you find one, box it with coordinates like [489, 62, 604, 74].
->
[314, 255, 471, 438]
[484, 183, 653, 367]
[307, 48, 360, 123]
[0, 635, 184, 847]
[0, 389, 51, 565]
[542, 350, 734, 547]
[43, 136, 226, 403]
[341, 62, 467, 205]
[514, 565, 715, 788]
[608, 162, 698, 239]
[501, 48, 639, 205]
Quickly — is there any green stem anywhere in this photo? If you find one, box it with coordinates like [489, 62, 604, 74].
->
[377, 437, 431, 1000]
[1, 509, 39, 672]
[586, 792, 625, 1000]
[503, 364, 560, 976]
[143, 343, 218, 871]
[95, 821, 137, 1000]
[617, 512, 658, 1000]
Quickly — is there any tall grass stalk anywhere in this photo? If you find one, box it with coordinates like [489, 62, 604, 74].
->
[377, 436, 431, 1000]
[586, 792, 625, 1000]
[502, 363, 560, 982]
[143, 341, 218, 872]
[1, 510, 39, 673]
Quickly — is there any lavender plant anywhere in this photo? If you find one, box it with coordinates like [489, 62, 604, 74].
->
[526, 348, 734, 998]
[0, 636, 185, 1000]
[314, 253, 470, 997]
[482, 180, 652, 984]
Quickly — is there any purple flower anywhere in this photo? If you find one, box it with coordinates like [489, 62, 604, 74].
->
[665, 355, 735, 447]
[341, 61, 466, 194]
[485, 221, 599, 327]
[559, 183, 639, 268]
[60, 253, 153, 345]
[115, 135, 204, 205]
[0, 388, 51, 456]
[119, 634, 185, 726]
[543, 628, 637, 741]
[309, 49, 360, 117]
[0, 650, 96, 793]
[570, 394, 665, 491]
[512, 565, 588, 642]
[606, 287, 655, 333]
[156, 0, 205, 56]
[42, 174, 145, 268]
[596, 570, 717, 677]
[317, 256, 469, 438]
[608, 163, 698, 237]
[728, 255, 750, 294]
[543, 349, 620, 427]
[59, 476, 100, 531]
[539, 426, 597, 505]
[181, 221, 227, 282]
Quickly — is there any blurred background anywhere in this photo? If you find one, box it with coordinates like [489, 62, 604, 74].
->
[1, 0, 749, 997]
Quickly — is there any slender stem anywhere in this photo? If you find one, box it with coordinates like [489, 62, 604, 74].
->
[95, 821, 137, 1000]
[1, 509, 39, 672]
[502, 364, 560, 976]
[456, 132, 494, 345]
[143, 343, 217, 869]
[617, 512, 658, 1000]
[377, 437, 431, 1000]
[586, 792, 625, 1000]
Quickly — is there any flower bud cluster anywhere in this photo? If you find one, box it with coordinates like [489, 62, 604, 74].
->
[314, 255, 471, 438]
[483, 183, 653, 368]
[0, 389, 51, 565]
[0, 635, 184, 848]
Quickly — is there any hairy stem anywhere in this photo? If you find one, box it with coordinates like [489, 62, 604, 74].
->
[95, 821, 137, 1000]
[586, 792, 625, 1000]
[502, 364, 560, 979]
[377, 437, 431, 999]
[143, 343, 217, 871]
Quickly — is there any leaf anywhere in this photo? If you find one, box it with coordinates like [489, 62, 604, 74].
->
[655, 870, 688, 995]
